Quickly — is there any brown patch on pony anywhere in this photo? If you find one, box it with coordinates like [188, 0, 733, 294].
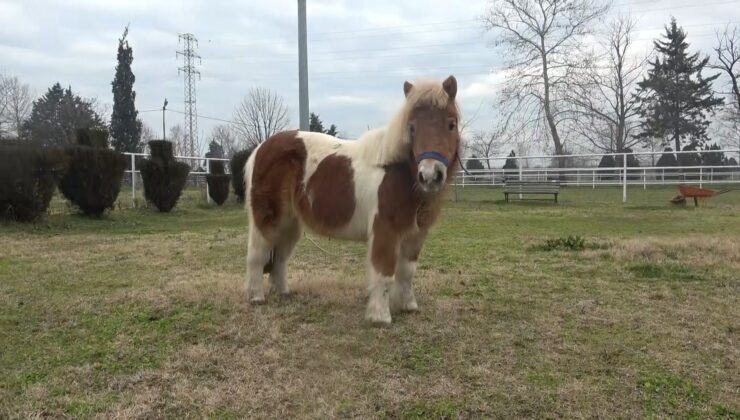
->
[371, 148, 458, 273]
[296, 154, 356, 233]
[250, 130, 306, 236]
[371, 161, 416, 275]
[408, 102, 461, 166]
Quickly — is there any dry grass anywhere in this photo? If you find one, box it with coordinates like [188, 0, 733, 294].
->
[1, 192, 739, 418]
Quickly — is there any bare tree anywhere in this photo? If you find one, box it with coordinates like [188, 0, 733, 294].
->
[140, 123, 157, 143]
[711, 24, 740, 157]
[0, 74, 9, 137]
[484, 0, 610, 166]
[568, 15, 646, 154]
[209, 124, 241, 158]
[712, 25, 740, 116]
[232, 87, 290, 149]
[467, 130, 503, 169]
[167, 124, 186, 156]
[3, 76, 33, 138]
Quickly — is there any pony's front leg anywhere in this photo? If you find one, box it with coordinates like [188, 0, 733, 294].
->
[365, 227, 399, 325]
[390, 233, 426, 313]
[390, 258, 418, 313]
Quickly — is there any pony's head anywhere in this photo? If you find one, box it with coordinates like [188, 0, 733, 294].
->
[402, 75, 460, 194]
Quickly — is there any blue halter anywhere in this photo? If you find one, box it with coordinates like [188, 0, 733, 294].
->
[415, 151, 450, 167]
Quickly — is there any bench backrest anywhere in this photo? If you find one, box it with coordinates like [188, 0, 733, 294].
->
[503, 180, 560, 193]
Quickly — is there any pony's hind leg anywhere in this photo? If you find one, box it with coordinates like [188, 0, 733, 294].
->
[269, 218, 301, 296]
[246, 223, 273, 304]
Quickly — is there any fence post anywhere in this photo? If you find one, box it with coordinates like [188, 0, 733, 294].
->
[518, 161, 523, 199]
[131, 154, 136, 208]
[577, 169, 580, 186]
[699, 167, 703, 188]
[206, 158, 212, 205]
[622, 153, 627, 203]
[643, 169, 646, 190]
[592, 170, 595, 189]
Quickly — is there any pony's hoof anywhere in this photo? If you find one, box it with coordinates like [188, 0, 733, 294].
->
[249, 296, 267, 305]
[402, 301, 419, 312]
[365, 310, 392, 326]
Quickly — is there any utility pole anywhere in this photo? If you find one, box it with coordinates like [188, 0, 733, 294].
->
[297, 0, 309, 131]
[177, 33, 201, 160]
[162, 98, 168, 141]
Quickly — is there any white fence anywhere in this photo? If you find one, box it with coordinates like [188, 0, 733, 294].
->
[458, 149, 740, 203]
[121, 149, 740, 206]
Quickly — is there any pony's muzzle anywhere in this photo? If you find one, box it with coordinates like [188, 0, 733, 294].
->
[417, 159, 447, 193]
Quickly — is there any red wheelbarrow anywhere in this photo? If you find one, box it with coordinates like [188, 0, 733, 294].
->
[671, 185, 734, 207]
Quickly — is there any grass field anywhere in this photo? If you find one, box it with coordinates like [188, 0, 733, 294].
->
[1, 186, 739, 418]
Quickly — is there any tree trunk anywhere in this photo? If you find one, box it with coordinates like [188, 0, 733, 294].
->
[540, 39, 564, 168]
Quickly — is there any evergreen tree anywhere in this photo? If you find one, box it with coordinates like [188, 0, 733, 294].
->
[205, 140, 225, 159]
[309, 112, 324, 133]
[326, 124, 338, 137]
[656, 148, 679, 167]
[466, 155, 484, 171]
[309, 112, 339, 136]
[702, 143, 727, 166]
[502, 150, 518, 170]
[23, 83, 104, 146]
[110, 26, 142, 152]
[636, 18, 724, 151]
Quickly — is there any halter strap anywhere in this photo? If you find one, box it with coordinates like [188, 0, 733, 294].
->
[415, 151, 450, 167]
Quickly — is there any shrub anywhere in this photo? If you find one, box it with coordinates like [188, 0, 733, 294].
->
[140, 140, 190, 212]
[58, 129, 127, 216]
[206, 160, 230, 205]
[0, 140, 67, 222]
[230, 148, 254, 202]
[538, 235, 586, 251]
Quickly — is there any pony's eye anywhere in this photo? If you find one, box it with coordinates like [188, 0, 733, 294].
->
[448, 120, 456, 131]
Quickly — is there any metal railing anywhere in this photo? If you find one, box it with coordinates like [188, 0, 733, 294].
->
[121, 149, 740, 206]
[457, 149, 740, 203]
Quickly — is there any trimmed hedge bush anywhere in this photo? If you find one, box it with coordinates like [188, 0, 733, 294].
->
[58, 129, 127, 216]
[140, 140, 190, 212]
[206, 160, 229, 205]
[0, 140, 67, 222]
[230, 148, 254, 202]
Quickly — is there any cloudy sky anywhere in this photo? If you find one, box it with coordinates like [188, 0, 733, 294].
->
[1, 0, 739, 152]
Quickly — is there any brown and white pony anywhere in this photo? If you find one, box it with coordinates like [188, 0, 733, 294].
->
[244, 75, 461, 324]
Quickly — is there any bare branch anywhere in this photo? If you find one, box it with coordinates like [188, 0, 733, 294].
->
[484, 0, 610, 162]
[231, 87, 290, 149]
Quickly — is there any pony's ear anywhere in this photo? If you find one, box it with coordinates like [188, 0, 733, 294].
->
[442, 75, 457, 100]
[403, 81, 413, 97]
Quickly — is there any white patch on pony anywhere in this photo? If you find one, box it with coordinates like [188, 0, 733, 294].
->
[296, 130, 384, 241]
[390, 259, 418, 313]
[365, 264, 393, 325]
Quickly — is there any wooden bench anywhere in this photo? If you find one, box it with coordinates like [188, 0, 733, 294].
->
[503, 180, 560, 203]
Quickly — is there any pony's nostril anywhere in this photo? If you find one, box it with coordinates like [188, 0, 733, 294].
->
[434, 169, 443, 183]
[418, 172, 425, 183]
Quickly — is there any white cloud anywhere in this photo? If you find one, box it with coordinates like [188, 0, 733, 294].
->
[0, 0, 738, 145]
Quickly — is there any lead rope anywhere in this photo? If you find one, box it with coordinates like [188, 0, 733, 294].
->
[303, 232, 364, 258]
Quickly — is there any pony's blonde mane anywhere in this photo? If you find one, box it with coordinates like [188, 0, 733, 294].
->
[357, 79, 459, 165]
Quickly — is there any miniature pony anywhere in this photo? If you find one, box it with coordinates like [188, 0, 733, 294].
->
[244, 75, 461, 324]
